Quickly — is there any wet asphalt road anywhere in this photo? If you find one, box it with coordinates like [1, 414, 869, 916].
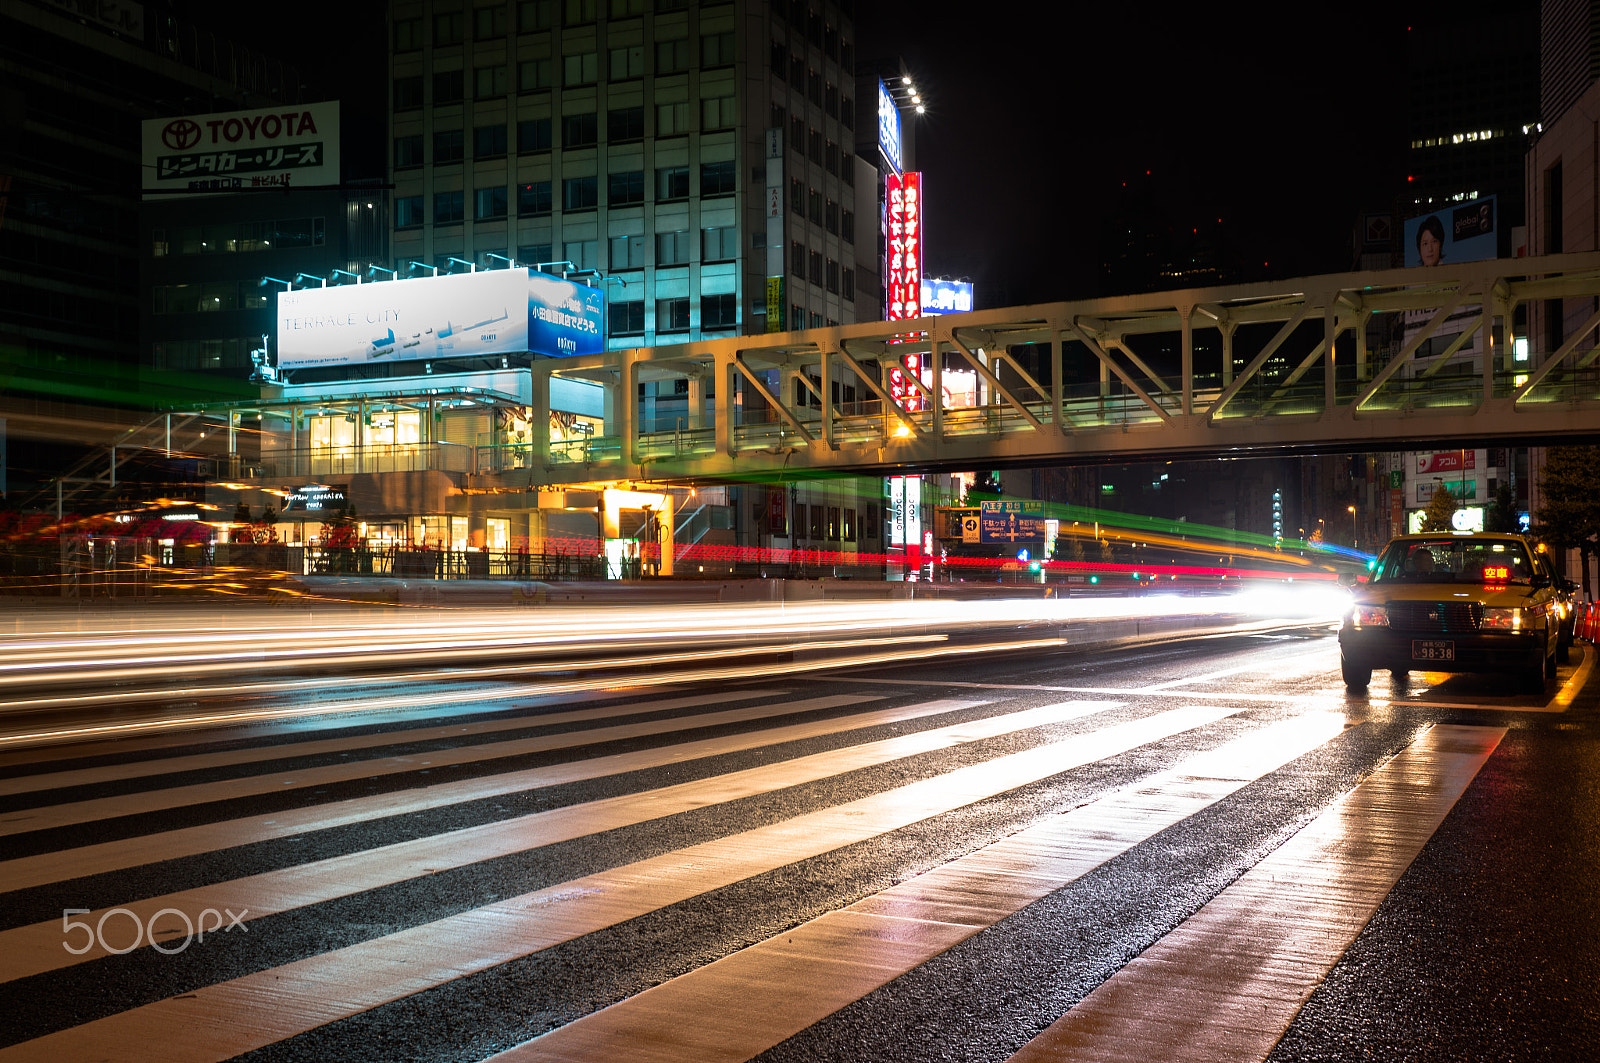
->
[0, 628, 1595, 1061]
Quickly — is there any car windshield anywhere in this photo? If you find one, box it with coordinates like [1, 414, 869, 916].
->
[1371, 538, 1535, 584]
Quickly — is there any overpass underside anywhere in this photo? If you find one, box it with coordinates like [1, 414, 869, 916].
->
[518, 253, 1600, 487]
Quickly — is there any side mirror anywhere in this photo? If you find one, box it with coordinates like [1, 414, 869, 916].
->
[1531, 573, 1550, 589]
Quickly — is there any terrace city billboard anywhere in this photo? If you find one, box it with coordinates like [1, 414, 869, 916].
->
[275, 269, 605, 371]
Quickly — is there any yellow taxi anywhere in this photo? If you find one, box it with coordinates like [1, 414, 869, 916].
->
[1339, 532, 1560, 692]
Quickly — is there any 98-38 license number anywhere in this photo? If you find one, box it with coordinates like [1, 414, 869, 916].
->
[1413, 640, 1454, 661]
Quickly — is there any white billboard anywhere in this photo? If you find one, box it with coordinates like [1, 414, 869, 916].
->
[142, 101, 340, 194]
[276, 269, 604, 370]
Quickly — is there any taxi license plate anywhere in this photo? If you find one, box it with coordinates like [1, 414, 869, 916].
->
[1413, 640, 1454, 662]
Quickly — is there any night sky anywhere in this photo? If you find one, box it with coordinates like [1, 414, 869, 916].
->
[857, 3, 1414, 307]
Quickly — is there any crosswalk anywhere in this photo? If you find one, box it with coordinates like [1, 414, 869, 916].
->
[0, 668, 1502, 1062]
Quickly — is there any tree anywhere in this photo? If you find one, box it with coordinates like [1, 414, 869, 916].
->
[1419, 486, 1459, 532]
[1485, 482, 1518, 533]
[1534, 446, 1600, 597]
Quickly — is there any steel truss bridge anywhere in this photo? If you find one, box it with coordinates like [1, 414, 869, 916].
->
[521, 252, 1600, 486]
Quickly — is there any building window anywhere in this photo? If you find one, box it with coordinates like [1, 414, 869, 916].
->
[519, 58, 554, 91]
[394, 134, 423, 169]
[434, 191, 465, 225]
[474, 124, 507, 158]
[825, 139, 838, 174]
[518, 0, 555, 30]
[841, 94, 854, 130]
[808, 188, 823, 225]
[657, 297, 690, 331]
[434, 129, 464, 164]
[610, 45, 644, 79]
[701, 31, 735, 67]
[843, 507, 856, 542]
[790, 241, 805, 277]
[656, 166, 689, 200]
[609, 170, 645, 205]
[808, 127, 823, 163]
[843, 267, 854, 301]
[433, 70, 464, 105]
[702, 225, 737, 262]
[825, 259, 839, 294]
[395, 18, 423, 51]
[809, 311, 823, 328]
[701, 95, 736, 131]
[609, 233, 647, 268]
[474, 4, 508, 38]
[607, 106, 644, 142]
[790, 303, 805, 330]
[518, 117, 552, 152]
[564, 0, 597, 24]
[520, 243, 553, 267]
[475, 65, 508, 98]
[700, 159, 735, 197]
[563, 175, 598, 210]
[827, 506, 840, 539]
[564, 51, 598, 86]
[789, 177, 803, 215]
[475, 186, 508, 220]
[808, 250, 823, 286]
[395, 196, 424, 229]
[434, 10, 465, 45]
[842, 209, 854, 243]
[394, 76, 423, 111]
[789, 54, 804, 85]
[702, 293, 737, 329]
[656, 230, 691, 266]
[789, 113, 804, 149]
[656, 101, 690, 135]
[517, 181, 552, 216]
[609, 300, 645, 334]
[809, 504, 824, 539]
[564, 239, 598, 270]
[610, 0, 645, 16]
[825, 198, 838, 234]
[770, 40, 787, 78]
[656, 37, 691, 74]
[825, 84, 838, 119]
[562, 112, 598, 148]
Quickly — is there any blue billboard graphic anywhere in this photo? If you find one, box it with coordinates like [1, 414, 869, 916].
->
[921, 278, 974, 315]
[1404, 195, 1497, 267]
[276, 268, 605, 370]
[877, 80, 903, 174]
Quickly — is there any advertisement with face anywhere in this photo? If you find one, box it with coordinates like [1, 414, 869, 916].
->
[1404, 195, 1497, 267]
[276, 269, 603, 370]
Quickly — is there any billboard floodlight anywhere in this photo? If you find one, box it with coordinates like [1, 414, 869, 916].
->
[331, 269, 362, 284]
[260, 276, 295, 290]
[447, 257, 477, 273]
[407, 260, 439, 277]
[367, 265, 397, 280]
[485, 253, 518, 268]
[538, 260, 577, 277]
[294, 272, 327, 287]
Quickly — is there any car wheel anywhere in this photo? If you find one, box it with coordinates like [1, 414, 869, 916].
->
[1341, 656, 1370, 690]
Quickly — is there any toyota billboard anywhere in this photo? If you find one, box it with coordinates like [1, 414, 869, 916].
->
[276, 269, 605, 370]
[142, 101, 340, 195]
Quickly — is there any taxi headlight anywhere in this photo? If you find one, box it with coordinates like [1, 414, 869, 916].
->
[1482, 607, 1523, 631]
[1350, 605, 1389, 628]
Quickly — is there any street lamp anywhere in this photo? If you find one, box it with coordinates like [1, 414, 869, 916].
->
[1347, 504, 1358, 549]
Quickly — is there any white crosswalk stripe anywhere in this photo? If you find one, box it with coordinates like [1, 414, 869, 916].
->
[0, 676, 1499, 1063]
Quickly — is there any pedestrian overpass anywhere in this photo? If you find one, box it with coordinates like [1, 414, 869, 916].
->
[516, 252, 1600, 486]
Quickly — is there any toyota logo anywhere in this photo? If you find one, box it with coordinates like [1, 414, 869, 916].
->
[162, 119, 202, 150]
